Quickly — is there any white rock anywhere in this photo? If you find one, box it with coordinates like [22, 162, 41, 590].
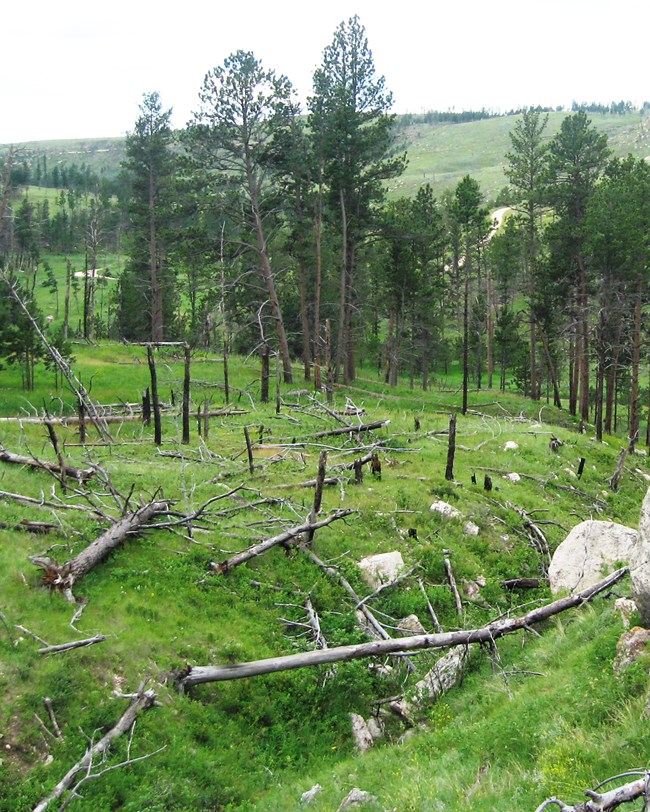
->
[614, 597, 638, 628]
[549, 520, 638, 594]
[631, 486, 650, 626]
[350, 713, 374, 752]
[357, 551, 405, 590]
[366, 716, 385, 740]
[503, 472, 520, 483]
[429, 500, 461, 519]
[504, 441, 519, 450]
[464, 521, 480, 536]
[564, 467, 577, 479]
[337, 788, 378, 810]
[399, 614, 426, 634]
[301, 784, 323, 804]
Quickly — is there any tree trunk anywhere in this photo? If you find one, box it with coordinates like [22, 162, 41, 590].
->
[211, 509, 353, 574]
[147, 344, 162, 446]
[32, 500, 169, 592]
[177, 568, 626, 688]
[32, 686, 158, 812]
[628, 273, 643, 451]
[182, 343, 191, 445]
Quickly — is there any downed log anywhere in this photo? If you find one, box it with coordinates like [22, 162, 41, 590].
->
[0, 519, 58, 534]
[175, 567, 626, 689]
[32, 685, 159, 812]
[502, 577, 547, 590]
[210, 509, 354, 574]
[533, 772, 649, 812]
[312, 420, 390, 440]
[32, 500, 170, 592]
[37, 635, 106, 655]
[0, 447, 94, 483]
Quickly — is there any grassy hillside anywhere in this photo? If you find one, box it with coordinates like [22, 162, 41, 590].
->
[391, 110, 650, 202]
[0, 346, 648, 810]
[5, 110, 650, 205]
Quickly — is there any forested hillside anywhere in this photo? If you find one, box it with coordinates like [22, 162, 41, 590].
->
[0, 13, 649, 812]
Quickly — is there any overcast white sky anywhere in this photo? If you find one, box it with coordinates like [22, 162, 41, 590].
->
[2, 0, 648, 143]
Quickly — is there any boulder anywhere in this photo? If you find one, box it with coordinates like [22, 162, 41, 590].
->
[631, 487, 650, 627]
[464, 521, 480, 536]
[336, 788, 378, 810]
[350, 713, 374, 752]
[503, 472, 520, 483]
[357, 551, 405, 590]
[548, 520, 637, 594]
[614, 597, 638, 628]
[301, 785, 323, 805]
[399, 614, 426, 635]
[504, 441, 519, 450]
[613, 627, 650, 675]
[430, 500, 461, 520]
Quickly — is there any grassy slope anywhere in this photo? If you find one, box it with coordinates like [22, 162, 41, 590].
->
[0, 347, 648, 810]
[4, 110, 650, 206]
[393, 110, 650, 202]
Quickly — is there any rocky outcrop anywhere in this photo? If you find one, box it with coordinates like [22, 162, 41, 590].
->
[548, 520, 637, 594]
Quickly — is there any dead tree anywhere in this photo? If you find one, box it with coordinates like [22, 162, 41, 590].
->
[32, 684, 160, 812]
[182, 342, 191, 445]
[210, 509, 354, 574]
[533, 771, 650, 812]
[147, 344, 162, 446]
[445, 413, 456, 481]
[0, 447, 94, 484]
[0, 272, 113, 442]
[32, 500, 170, 595]
[174, 567, 627, 689]
[304, 451, 328, 544]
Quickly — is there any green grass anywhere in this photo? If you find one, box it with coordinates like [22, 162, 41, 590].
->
[0, 347, 647, 810]
[391, 110, 650, 202]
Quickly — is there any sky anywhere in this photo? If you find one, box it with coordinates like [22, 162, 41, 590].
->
[2, 0, 649, 144]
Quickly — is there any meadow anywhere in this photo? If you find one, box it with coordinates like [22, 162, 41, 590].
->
[0, 343, 648, 810]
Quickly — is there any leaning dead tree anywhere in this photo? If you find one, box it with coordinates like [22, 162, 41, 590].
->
[210, 509, 354, 574]
[32, 684, 160, 812]
[534, 771, 650, 812]
[31, 499, 170, 596]
[0, 271, 113, 443]
[175, 567, 626, 689]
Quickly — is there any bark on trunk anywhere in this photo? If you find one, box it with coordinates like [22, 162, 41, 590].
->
[32, 686, 158, 812]
[210, 509, 353, 574]
[0, 447, 93, 483]
[32, 500, 169, 591]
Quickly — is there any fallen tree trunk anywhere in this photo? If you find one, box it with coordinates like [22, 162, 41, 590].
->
[210, 509, 354, 574]
[534, 772, 649, 812]
[32, 500, 169, 592]
[0, 448, 94, 483]
[32, 685, 159, 812]
[312, 420, 389, 440]
[176, 567, 626, 689]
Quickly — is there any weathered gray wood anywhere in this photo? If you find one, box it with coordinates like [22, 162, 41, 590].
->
[211, 509, 353, 574]
[32, 686, 158, 812]
[0, 448, 94, 483]
[177, 568, 626, 689]
[533, 773, 649, 812]
[37, 635, 107, 655]
[32, 500, 169, 591]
